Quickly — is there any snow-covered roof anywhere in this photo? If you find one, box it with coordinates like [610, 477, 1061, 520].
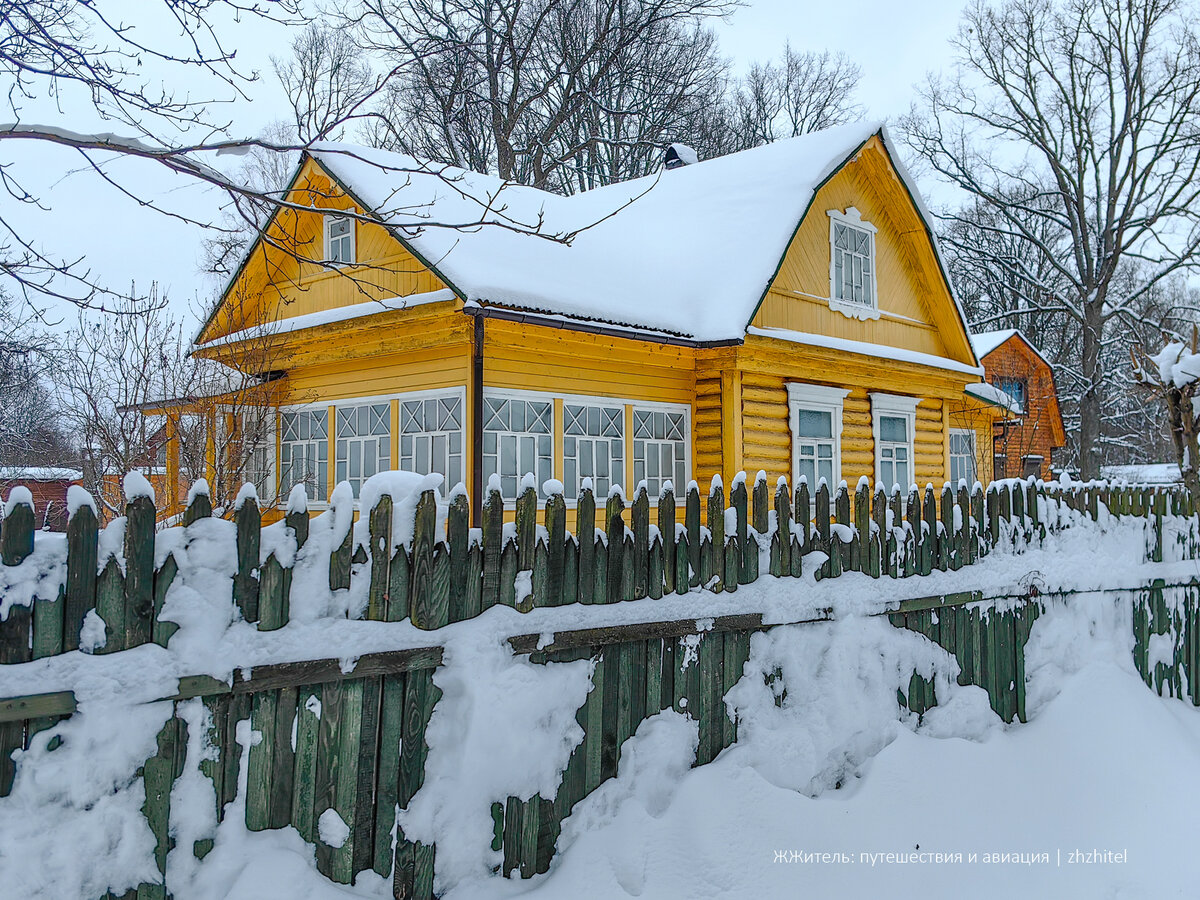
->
[1100, 463, 1182, 485]
[965, 381, 1023, 415]
[971, 329, 1053, 369]
[0, 467, 83, 482]
[301, 121, 960, 343]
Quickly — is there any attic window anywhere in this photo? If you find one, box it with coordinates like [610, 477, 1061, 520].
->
[827, 208, 879, 320]
[324, 214, 355, 265]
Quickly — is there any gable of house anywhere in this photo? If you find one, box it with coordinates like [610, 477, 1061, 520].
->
[197, 157, 452, 346]
[750, 134, 976, 368]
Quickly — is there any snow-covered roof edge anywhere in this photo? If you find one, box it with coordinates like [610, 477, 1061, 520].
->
[971, 329, 1054, 370]
[0, 467, 84, 481]
[748, 326, 984, 376]
[965, 381, 1023, 415]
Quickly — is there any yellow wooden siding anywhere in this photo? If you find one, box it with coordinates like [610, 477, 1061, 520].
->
[480, 319, 695, 405]
[201, 158, 448, 344]
[915, 400, 945, 488]
[696, 362, 720, 494]
[751, 136, 975, 367]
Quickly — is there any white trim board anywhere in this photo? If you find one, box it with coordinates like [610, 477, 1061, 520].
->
[749, 326, 984, 377]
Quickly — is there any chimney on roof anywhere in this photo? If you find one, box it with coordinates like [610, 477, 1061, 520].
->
[664, 143, 698, 170]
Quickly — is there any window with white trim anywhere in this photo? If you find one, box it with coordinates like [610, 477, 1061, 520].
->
[871, 393, 919, 493]
[949, 428, 977, 487]
[400, 394, 464, 489]
[633, 407, 688, 498]
[483, 395, 553, 500]
[324, 214, 355, 265]
[787, 383, 849, 496]
[828, 207, 878, 316]
[336, 403, 390, 498]
[280, 409, 328, 502]
[563, 402, 624, 500]
[239, 411, 275, 502]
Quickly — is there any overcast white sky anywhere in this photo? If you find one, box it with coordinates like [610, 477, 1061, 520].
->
[2, 0, 969, 329]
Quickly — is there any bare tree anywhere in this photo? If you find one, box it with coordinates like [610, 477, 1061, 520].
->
[904, 0, 1200, 479]
[0, 290, 73, 468]
[273, 23, 378, 142]
[350, 0, 738, 191]
[727, 47, 863, 150]
[1, 1, 568, 311]
[57, 285, 286, 518]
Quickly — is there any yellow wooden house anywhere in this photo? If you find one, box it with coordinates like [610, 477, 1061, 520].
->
[176, 121, 1008, 523]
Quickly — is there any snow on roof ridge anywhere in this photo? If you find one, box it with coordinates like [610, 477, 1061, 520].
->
[306, 121, 890, 342]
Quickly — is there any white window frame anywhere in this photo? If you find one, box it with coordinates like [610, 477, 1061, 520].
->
[870, 392, 919, 493]
[631, 401, 691, 502]
[563, 399, 625, 502]
[279, 403, 330, 505]
[397, 388, 467, 492]
[483, 388, 556, 503]
[336, 401, 392, 498]
[787, 382, 850, 497]
[949, 427, 977, 489]
[234, 408, 276, 505]
[827, 207, 880, 321]
[324, 213, 356, 266]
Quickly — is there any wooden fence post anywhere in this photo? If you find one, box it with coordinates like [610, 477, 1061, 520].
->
[921, 485, 936, 576]
[0, 488, 35, 796]
[631, 484, 649, 599]
[63, 494, 98, 653]
[482, 479, 504, 610]
[904, 486, 919, 577]
[123, 482, 157, 649]
[795, 478, 811, 556]
[870, 485, 886, 578]
[410, 490, 441, 627]
[773, 478, 792, 577]
[234, 492, 261, 622]
[606, 490, 625, 604]
[835, 481, 852, 571]
[686, 483, 701, 587]
[367, 494, 394, 623]
[448, 491, 473, 619]
[731, 476, 750, 584]
[939, 483, 954, 571]
[853, 478, 869, 573]
[707, 478, 724, 591]
[661, 484, 678, 594]
[752, 471, 769, 535]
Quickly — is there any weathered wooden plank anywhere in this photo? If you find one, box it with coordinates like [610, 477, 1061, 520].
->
[600, 646, 621, 781]
[291, 686, 320, 843]
[482, 483, 505, 610]
[151, 553, 178, 648]
[662, 486, 678, 594]
[577, 486, 596, 605]
[63, 502, 98, 653]
[313, 680, 344, 878]
[32, 586, 64, 662]
[686, 483, 702, 588]
[731, 478, 750, 584]
[124, 493, 156, 649]
[138, 713, 183, 900]
[543, 490, 567, 608]
[584, 651, 605, 793]
[774, 479, 792, 577]
[234, 496, 261, 622]
[352, 676, 383, 878]
[631, 486, 649, 599]
[409, 491, 438, 628]
[707, 480, 724, 591]
[367, 493, 394, 622]
[648, 535, 664, 600]
[372, 673, 405, 878]
[605, 491, 625, 604]
[95, 557, 125, 654]
[245, 690, 278, 832]
[269, 686, 298, 830]
[752, 473, 769, 536]
[387, 547, 411, 623]
[258, 554, 287, 632]
[500, 540, 519, 609]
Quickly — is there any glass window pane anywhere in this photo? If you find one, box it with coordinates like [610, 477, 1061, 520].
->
[880, 416, 907, 443]
[796, 409, 832, 439]
[520, 436, 534, 477]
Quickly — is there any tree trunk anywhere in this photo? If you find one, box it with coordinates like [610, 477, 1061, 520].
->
[1078, 295, 1105, 480]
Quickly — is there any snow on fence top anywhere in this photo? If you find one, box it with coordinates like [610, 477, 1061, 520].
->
[0, 471, 1187, 671]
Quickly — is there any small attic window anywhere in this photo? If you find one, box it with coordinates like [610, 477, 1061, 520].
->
[324, 214, 356, 266]
[827, 207, 879, 320]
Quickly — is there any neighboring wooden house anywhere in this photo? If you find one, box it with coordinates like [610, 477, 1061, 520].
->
[0, 467, 82, 531]
[970, 330, 1066, 481]
[169, 122, 1010, 523]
